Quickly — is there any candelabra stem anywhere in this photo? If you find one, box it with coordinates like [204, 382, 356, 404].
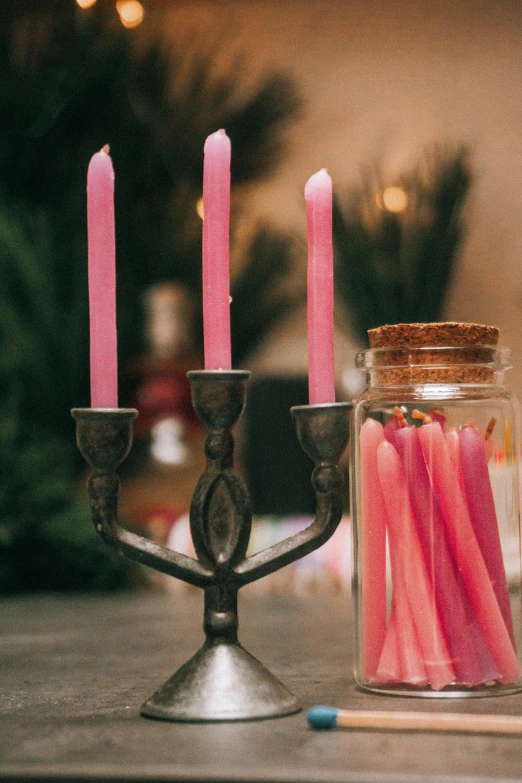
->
[203, 582, 239, 644]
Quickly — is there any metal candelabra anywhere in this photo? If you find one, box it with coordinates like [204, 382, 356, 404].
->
[72, 369, 350, 722]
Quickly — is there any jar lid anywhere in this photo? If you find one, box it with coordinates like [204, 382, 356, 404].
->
[368, 322, 499, 348]
[364, 322, 502, 385]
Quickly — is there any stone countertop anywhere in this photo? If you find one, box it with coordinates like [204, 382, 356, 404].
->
[2, 589, 522, 783]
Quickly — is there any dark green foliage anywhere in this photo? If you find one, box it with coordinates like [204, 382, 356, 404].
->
[0, 204, 136, 591]
[0, 434, 137, 593]
[0, 204, 88, 448]
[0, 5, 301, 591]
[333, 146, 472, 345]
[231, 227, 304, 367]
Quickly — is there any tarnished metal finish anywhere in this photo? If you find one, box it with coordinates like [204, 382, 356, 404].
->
[234, 402, 352, 585]
[71, 375, 351, 723]
[188, 371, 252, 572]
[72, 408, 137, 472]
[188, 370, 251, 431]
[291, 402, 352, 465]
[141, 640, 300, 722]
[71, 408, 212, 588]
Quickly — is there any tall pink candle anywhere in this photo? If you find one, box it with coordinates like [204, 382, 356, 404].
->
[87, 145, 118, 408]
[202, 129, 232, 370]
[305, 169, 335, 404]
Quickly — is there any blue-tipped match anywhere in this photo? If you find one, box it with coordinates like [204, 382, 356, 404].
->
[307, 706, 338, 729]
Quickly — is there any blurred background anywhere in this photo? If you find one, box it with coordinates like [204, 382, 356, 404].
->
[0, 0, 519, 593]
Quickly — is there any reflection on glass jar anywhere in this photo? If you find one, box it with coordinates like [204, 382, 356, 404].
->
[352, 323, 521, 697]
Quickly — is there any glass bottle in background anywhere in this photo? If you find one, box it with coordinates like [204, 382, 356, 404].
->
[119, 283, 205, 544]
[352, 322, 522, 697]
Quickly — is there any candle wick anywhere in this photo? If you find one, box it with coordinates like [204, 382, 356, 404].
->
[393, 406, 408, 428]
[412, 409, 432, 424]
[101, 144, 111, 155]
[485, 417, 497, 439]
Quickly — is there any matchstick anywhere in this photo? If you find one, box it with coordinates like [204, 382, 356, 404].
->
[307, 706, 522, 735]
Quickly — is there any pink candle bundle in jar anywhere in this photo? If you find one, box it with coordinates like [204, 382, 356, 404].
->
[353, 322, 522, 697]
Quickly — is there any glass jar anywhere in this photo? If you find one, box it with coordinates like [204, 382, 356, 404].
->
[352, 323, 522, 697]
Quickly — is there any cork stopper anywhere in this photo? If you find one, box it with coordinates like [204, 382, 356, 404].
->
[366, 322, 500, 385]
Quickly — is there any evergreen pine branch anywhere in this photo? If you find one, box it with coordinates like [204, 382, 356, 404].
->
[333, 145, 472, 345]
[0, 365, 136, 594]
[410, 147, 471, 322]
[333, 199, 398, 345]
[0, 202, 88, 439]
[230, 227, 304, 367]
[0, 210, 57, 341]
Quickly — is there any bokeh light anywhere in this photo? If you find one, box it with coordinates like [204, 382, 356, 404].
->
[116, 0, 144, 29]
[376, 186, 409, 213]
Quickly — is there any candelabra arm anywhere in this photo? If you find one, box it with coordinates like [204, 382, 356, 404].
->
[235, 402, 351, 586]
[88, 472, 213, 589]
[234, 478, 343, 585]
[72, 408, 213, 589]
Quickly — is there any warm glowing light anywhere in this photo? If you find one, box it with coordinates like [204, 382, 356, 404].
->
[76, 0, 97, 8]
[116, 0, 144, 28]
[376, 186, 408, 213]
[196, 197, 204, 220]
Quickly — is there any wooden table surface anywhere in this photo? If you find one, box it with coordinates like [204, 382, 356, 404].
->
[2, 588, 522, 783]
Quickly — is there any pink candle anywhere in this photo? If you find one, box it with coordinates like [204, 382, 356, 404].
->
[377, 601, 428, 686]
[418, 421, 520, 683]
[395, 424, 497, 685]
[446, 430, 466, 494]
[305, 169, 335, 404]
[87, 145, 118, 408]
[202, 130, 232, 370]
[359, 419, 388, 679]
[459, 424, 515, 646]
[429, 408, 447, 431]
[377, 558, 428, 686]
[379, 411, 427, 685]
[383, 415, 401, 446]
[376, 604, 402, 683]
[392, 580, 429, 686]
[377, 440, 455, 690]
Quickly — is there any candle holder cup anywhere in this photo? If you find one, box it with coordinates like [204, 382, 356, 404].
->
[72, 370, 350, 722]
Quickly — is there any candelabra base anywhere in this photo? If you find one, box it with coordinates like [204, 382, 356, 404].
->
[140, 641, 300, 722]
